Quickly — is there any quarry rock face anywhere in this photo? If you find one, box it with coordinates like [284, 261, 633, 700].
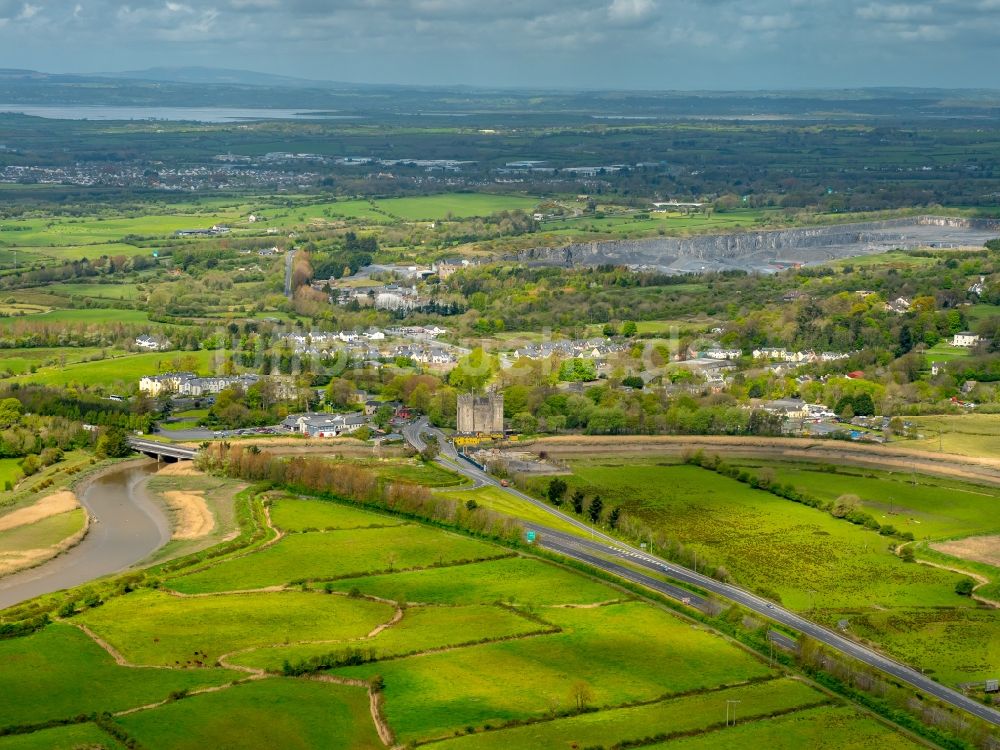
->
[508, 216, 1000, 270]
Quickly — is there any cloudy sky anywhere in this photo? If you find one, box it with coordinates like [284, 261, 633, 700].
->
[0, 0, 996, 89]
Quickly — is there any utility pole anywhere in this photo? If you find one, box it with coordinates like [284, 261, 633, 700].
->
[726, 699, 742, 726]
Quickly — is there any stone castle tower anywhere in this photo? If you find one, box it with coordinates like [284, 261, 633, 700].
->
[456, 392, 504, 434]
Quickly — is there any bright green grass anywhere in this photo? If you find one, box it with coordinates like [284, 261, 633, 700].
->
[905, 414, 1000, 458]
[230, 604, 545, 673]
[645, 705, 925, 750]
[0, 723, 126, 750]
[0, 458, 21, 488]
[43, 282, 143, 300]
[75, 589, 394, 667]
[158, 419, 201, 432]
[565, 463, 967, 612]
[924, 342, 972, 364]
[0, 347, 123, 375]
[332, 602, 774, 743]
[263, 199, 388, 225]
[376, 193, 538, 221]
[328, 556, 620, 607]
[0, 212, 241, 247]
[115, 678, 383, 750]
[841, 606, 1000, 684]
[431, 678, 827, 750]
[965, 303, 1000, 323]
[319, 458, 465, 488]
[734, 460, 1000, 540]
[0, 509, 84, 552]
[0, 624, 235, 728]
[0, 307, 149, 328]
[166, 524, 504, 594]
[29, 243, 156, 261]
[436, 483, 581, 535]
[20, 349, 221, 388]
[269, 496, 407, 532]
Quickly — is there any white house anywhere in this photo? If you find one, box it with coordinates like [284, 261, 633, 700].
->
[135, 334, 170, 351]
[953, 332, 981, 347]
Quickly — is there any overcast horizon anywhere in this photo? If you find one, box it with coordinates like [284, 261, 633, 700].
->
[0, 0, 998, 90]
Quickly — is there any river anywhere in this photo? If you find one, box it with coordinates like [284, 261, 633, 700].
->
[0, 461, 171, 611]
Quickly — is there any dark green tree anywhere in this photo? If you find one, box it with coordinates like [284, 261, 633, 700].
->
[588, 495, 604, 523]
[546, 478, 568, 506]
[571, 490, 585, 515]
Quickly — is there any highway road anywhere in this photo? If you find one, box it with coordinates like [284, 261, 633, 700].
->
[284, 247, 297, 298]
[402, 418, 1000, 728]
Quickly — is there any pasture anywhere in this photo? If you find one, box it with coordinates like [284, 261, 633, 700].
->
[230, 603, 545, 673]
[0, 723, 126, 750]
[269, 495, 408, 532]
[558, 460, 1000, 686]
[732, 459, 1000, 541]
[20, 349, 222, 388]
[0, 307, 150, 327]
[644, 705, 925, 750]
[376, 193, 538, 221]
[332, 602, 775, 743]
[905, 413, 1000, 458]
[0, 485, 938, 749]
[114, 678, 383, 750]
[76, 589, 395, 666]
[166, 523, 505, 593]
[325, 555, 621, 607]
[0, 624, 234, 729]
[0, 346, 125, 376]
[430, 677, 827, 750]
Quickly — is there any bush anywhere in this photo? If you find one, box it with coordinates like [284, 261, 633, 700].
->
[955, 578, 975, 596]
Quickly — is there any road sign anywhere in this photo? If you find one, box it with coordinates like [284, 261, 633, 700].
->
[525, 530, 536, 544]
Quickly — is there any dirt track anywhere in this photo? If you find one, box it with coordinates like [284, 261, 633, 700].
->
[522, 435, 1000, 486]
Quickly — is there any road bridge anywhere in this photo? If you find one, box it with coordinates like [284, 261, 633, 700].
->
[128, 437, 197, 462]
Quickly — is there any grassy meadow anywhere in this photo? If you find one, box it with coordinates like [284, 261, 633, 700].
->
[549, 460, 1000, 686]
[0, 487, 945, 748]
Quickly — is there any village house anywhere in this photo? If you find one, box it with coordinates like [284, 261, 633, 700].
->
[280, 412, 370, 438]
[953, 332, 981, 347]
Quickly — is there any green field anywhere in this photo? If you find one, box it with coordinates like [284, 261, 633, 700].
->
[644, 705, 925, 750]
[230, 603, 546, 673]
[332, 602, 774, 743]
[166, 523, 505, 593]
[434, 484, 581, 535]
[76, 589, 394, 666]
[0, 307, 150, 328]
[0, 211, 241, 247]
[376, 193, 538, 221]
[0, 457, 22, 488]
[0, 624, 235, 728]
[0, 346, 125, 375]
[325, 555, 622, 606]
[556, 461, 999, 685]
[114, 678, 383, 750]
[19, 349, 222, 388]
[0, 723, 127, 750]
[732, 460, 1000, 540]
[43, 282, 144, 300]
[924, 342, 972, 364]
[0, 477, 938, 749]
[906, 414, 1000, 457]
[269, 496, 408, 532]
[430, 677, 827, 750]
